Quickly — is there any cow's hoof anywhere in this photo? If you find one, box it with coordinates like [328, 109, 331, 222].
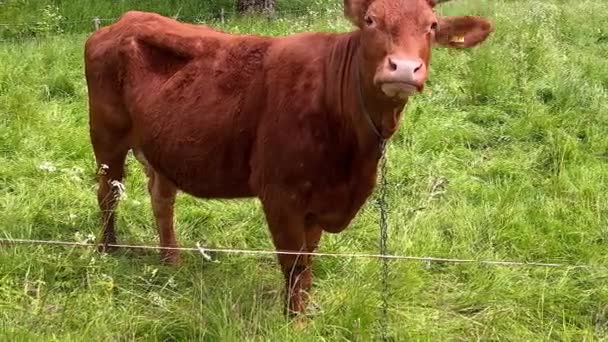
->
[161, 250, 181, 265]
[291, 316, 309, 331]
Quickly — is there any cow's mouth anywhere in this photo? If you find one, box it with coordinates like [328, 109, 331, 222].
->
[380, 82, 421, 99]
[380, 82, 422, 99]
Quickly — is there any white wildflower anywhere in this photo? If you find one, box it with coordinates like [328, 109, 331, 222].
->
[68, 166, 84, 182]
[74, 231, 95, 244]
[148, 291, 166, 307]
[109, 180, 127, 200]
[39, 161, 56, 172]
[98, 164, 109, 175]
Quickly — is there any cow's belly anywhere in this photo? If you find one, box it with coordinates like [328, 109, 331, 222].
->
[129, 78, 261, 198]
[134, 114, 256, 199]
[140, 144, 255, 198]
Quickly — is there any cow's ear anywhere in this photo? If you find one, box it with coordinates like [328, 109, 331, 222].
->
[434, 16, 493, 48]
[344, 0, 375, 28]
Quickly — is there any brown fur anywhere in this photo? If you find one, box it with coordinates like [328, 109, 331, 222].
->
[84, 0, 492, 317]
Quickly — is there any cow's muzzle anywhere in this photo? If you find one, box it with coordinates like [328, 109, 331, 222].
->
[375, 56, 426, 99]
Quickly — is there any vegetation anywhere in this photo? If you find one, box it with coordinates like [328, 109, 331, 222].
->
[0, 0, 336, 39]
[1, 0, 608, 340]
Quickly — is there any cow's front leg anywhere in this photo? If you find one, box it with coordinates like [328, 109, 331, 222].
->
[262, 202, 316, 317]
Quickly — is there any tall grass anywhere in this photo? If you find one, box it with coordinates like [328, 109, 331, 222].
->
[0, 0, 340, 39]
[1, 0, 608, 340]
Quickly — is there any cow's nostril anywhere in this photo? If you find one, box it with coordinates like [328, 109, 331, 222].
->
[413, 63, 423, 73]
[387, 58, 397, 72]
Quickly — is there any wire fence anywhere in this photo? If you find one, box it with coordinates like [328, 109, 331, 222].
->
[0, 7, 339, 43]
[2, 237, 607, 271]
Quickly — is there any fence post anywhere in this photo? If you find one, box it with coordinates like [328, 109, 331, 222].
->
[220, 8, 225, 25]
[264, 0, 276, 21]
[92, 17, 101, 31]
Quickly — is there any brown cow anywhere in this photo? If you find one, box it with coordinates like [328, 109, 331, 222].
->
[84, 0, 492, 316]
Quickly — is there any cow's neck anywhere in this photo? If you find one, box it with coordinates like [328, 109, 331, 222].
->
[328, 31, 407, 158]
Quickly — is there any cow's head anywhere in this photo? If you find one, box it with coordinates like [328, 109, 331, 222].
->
[345, 0, 493, 99]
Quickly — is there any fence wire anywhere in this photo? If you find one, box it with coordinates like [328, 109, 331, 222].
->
[0, 8, 313, 25]
[0, 7, 335, 43]
[1, 237, 607, 270]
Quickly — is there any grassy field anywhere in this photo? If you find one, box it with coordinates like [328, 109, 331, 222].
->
[0, 0, 337, 40]
[2, 0, 608, 340]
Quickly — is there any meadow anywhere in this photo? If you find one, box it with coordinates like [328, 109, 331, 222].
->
[1, 0, 608, 340]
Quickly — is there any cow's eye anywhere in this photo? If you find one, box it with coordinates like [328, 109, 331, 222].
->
[430, 21, 438, 32]
[364, 15, 374, 27]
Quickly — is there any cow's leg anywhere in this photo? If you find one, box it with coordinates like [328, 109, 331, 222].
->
[149, 170, 179, 264]
[305, 224, 323, 255]
[262, 203, 316, 316]
[91, 137, 129, 252]
[303, 224, 323, 313]
[134, 151, 180, 264]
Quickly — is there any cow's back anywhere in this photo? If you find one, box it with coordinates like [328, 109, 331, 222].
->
[85, 11, 273, 198]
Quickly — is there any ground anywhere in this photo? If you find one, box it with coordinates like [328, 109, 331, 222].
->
[1, 0, 608, 340]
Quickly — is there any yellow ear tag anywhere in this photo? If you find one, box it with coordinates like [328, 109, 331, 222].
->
[450, 36, 465, 43]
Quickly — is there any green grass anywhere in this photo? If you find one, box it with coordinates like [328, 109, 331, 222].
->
[2, 0, 608, 340]
[0, 0, 339, 40]
[0, 0, 334, 22]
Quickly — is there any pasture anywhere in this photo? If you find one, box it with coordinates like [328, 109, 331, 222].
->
[1, 0, 608, 340]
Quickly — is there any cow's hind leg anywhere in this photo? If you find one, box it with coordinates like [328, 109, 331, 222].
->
[134, 151, 180, 264]
[91, 131, 129, 252]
